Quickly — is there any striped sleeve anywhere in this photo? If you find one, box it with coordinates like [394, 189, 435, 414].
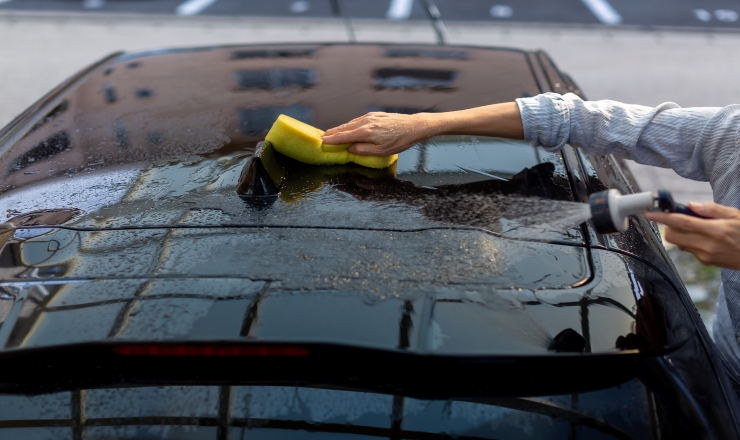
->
[515, 93, 740, 184]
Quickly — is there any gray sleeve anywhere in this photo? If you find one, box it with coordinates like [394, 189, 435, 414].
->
[515, 92, 740, 183]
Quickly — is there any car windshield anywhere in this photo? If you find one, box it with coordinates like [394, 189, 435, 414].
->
[0, 381, 655, 440]
[0, 134, 581, 244]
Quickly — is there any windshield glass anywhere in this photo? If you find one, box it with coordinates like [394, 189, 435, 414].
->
[0, 381, 655, 439]
[0, 250, 671, 357]
[0, 135, 581, 244]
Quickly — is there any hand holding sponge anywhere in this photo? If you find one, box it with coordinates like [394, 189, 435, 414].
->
[265, 114, 398, 169]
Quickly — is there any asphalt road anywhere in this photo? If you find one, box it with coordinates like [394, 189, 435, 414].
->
[2, 0, 740, 29]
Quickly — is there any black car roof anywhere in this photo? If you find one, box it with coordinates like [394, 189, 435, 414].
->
[0, 43, 541, 192]
[0, 43, 581, 240]
[0, 43, 735, 440]
[0, 43, 644, 358]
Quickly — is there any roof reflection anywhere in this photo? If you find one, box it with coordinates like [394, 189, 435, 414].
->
[374, 68, 457, 90]
[384, 48, 469, 59]
[7, 131, 71, 176]
[234, 68, 318, 90]
[238, 105, 313, 136]
[0, 44, 540, 194]
[230, 48, 316, 59]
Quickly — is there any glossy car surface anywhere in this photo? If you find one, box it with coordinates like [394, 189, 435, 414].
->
[0, 43, 737, 439]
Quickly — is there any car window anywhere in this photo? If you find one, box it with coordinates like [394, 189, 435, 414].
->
[0, 135, 581, 244]
[0, 381, 656, 439]
[397, 136, 547, 182]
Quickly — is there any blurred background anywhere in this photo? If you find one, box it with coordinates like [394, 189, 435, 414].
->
[1, 0, 737, 332]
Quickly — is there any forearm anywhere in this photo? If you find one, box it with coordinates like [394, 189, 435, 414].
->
[321, 102, 524, 156]
[421, 102, 525, 140]
[517, 93, 737, 183]
[516, 93, 664, 155]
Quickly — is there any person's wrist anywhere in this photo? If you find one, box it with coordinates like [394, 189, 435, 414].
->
[415, 112, 446, 137]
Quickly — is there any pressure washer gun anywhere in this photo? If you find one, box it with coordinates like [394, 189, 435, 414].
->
[589, 189, 707, 234]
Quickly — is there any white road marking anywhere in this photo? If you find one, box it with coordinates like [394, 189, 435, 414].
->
[694, 9, 712, 22]
[715, 9, 738, 23]
[175, 0, 218, 16]
[490, 5, 513, 19]
[387, 0, 413, 20]
[290, 1, 310, 14]
[580, 0, 622, 25]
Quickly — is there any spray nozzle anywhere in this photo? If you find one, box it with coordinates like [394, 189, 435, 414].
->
[589, 189, 706, 234]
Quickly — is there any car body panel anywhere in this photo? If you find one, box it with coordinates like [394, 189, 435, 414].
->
[0, 43, 737, 439]
[0, 248, 674, 357]
[0, 134, 581, 243]
[0, 44, 540, 195]
[0, 227, 589, 287]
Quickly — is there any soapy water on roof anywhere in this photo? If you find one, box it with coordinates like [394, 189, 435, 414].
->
[496, 196, 593, 230]
[0, 167, 139, 222]
[0, 129, 593, 245]
[345, 185, 591, 234]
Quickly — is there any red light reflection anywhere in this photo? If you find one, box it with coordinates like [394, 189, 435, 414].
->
[113, 344, 311, 357]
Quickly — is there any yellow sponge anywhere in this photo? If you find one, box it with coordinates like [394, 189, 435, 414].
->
[264, 114, 398, 169]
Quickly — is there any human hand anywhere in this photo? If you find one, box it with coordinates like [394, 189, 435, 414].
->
[321, 112, 437, 156]
[644, 202, 740, 270]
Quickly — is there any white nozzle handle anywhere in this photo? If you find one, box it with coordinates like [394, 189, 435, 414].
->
[611, 191, 654, 232]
